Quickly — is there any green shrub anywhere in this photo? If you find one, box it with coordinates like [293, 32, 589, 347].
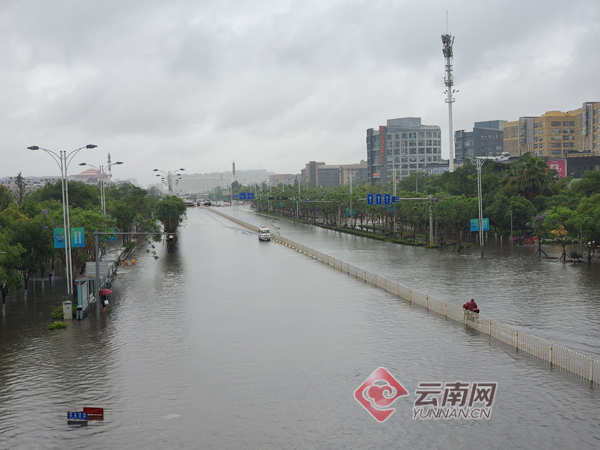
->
[47, 322, 69, 331]
[51, 306, 64, 320]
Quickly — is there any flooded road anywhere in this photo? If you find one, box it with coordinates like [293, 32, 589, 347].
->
[0, 207, 598, 449]
[228, 206, 600, 359]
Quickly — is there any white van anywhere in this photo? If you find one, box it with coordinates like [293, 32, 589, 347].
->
[258, 226, 271, 242]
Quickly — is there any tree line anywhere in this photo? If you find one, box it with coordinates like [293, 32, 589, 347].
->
[0, 180, 187, 310]
[243, 154, 600, 249]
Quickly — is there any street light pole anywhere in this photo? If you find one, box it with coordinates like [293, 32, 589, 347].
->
[468, 157, 485, 257]
[27, 144, 97, 303]
[350, 171, 353, 227]
[80, 161, 123, 214]
[296, 176, 301, 220]
[153, 168, 185, 193]
[385, 164, 398, 235]
[510, 210, 513, 245]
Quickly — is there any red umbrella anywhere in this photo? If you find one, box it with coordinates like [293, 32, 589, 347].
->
[99, 289, 112, 296]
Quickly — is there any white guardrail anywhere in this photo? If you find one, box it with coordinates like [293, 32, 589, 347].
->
[210, 209, 600, 384]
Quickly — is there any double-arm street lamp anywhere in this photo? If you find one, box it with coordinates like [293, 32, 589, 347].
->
[79, 161, 124, 214]
[467, 157, 486, 257]
[153, 168, 185, 193]
[385, 164, 400, 234]
[27, 144, 97, 301]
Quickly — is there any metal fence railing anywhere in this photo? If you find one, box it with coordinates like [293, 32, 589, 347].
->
[211, 209, 600, 384]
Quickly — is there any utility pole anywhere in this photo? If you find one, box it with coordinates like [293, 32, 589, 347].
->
[350, 171, 353, 227]
[510, 210, 513, 245]
[472, 158, 485, 257]
[429, 195, 434, 245]
[297, 176, 300, 220]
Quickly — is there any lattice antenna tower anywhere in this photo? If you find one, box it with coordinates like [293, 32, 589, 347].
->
[107, 152, 112, 180]
[442, 11, 457, 172]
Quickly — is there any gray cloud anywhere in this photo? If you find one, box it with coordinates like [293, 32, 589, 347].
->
[1, 0, 599, 185]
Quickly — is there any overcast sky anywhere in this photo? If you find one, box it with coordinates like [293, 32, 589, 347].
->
[1, 0, 599, 187]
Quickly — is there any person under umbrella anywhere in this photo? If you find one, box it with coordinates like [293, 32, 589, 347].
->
[99, 288, 112, 311]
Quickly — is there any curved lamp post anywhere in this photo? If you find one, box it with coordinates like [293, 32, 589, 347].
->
[152, 168, 185, 193]
[27, 144, 97, 303]
[79, 161, 123, 214]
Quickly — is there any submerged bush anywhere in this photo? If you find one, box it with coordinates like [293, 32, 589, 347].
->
[51, 306, 64, 320]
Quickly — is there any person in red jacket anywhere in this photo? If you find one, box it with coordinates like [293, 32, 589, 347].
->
[463, 299, 480, 314]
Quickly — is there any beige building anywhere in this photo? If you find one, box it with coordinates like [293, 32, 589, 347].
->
[301, 160, 368, 187]
[504, 102, 600, 158]
[340, 160, 367, 186]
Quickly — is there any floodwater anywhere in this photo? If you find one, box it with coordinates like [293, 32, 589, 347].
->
[228, 206, 600, 360]
[0, 207, 598, 449]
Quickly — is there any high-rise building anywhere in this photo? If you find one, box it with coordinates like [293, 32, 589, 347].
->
[367, 117, 444, 185]
[504, 102, 600, 158]
[454, 120, 506, 163]
[315, 165, 341, 187]
[304, 161, 325, 186]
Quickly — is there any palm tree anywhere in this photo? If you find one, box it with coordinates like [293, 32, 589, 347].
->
[507, 154, 555, 202]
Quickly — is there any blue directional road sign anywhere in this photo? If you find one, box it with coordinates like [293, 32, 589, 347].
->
[392, 196, 399, 203]
[375, 194, 382, 205]
[239, 193, 247, 200]
[67, 412, 88, 421]
[247, 192, 255, 200]
[384, 194, 391, 205]
[367, 194, 374, 205]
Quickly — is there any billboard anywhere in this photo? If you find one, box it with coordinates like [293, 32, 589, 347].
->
[54, 227, 86, 248]
[547, 159, 566, 178]
[470, 219, 489, 232]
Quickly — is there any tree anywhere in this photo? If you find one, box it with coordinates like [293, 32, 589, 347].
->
[0, 234, 26, 315]
[486, 194, 535, 234]
[155, 196, 187, 233]
[0, 186, 15, 213]
[572, 170, 600, 196]
[8, 216, 54, 298]
[66, 208, 116, 279]
[550, 225, 569, 262]
[535, 190, 582, 212]
[506, 153, 557, 202]
[29, 180, 100, 210]
[15, 172, 28, 206]
[575, 193, 600, 243]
